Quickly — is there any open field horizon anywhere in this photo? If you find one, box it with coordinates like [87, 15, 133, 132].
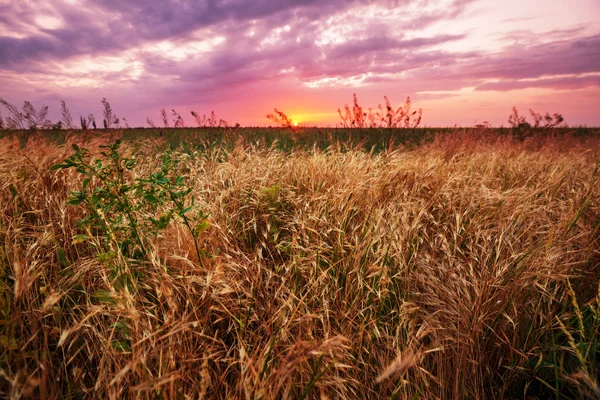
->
[2, 125, 600, 152]
[2, 100, 600, 129]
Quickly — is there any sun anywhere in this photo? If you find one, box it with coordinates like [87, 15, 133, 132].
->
[293, 121, 298, 127]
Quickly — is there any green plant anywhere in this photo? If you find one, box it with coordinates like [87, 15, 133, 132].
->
[50, 139, 209, 265]
[533, 280, 600, 399]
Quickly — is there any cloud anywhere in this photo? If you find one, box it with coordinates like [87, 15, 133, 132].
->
[324, 34, 466, 60]
[465, 34, 600, 80]
[0, 0, 473, 69]
[475, 74, 600, 91]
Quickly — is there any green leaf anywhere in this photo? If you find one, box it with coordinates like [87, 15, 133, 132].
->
[49, 164, 70, 171]
[111, 339, 131, 352]
[72, 144, 80, 152]
[0, 335, 19, 350]
[72, 235, 89, 245]
[67, 197, 85, 206]
[179, 206, 194, 217]
[144, 194, 160, 204]
[193, 219, 210, 236]
[152, 213, 171, 230]
[93, 290, 117, 305]
[82, 178, 90, 190]
[56, 248, 68, 267]
[113, 321, 131, 337]
[125, 159, 135, 169]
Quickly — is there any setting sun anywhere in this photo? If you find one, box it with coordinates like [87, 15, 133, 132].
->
[293, 121, 298, 127]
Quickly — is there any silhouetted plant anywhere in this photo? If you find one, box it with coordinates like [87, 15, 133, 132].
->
[60, 100, 74, 130]
[338, 93, 367, 128]
[191, 111, 205, 127]
[80, 116, 89, 130]
[508, 107, 530, 130]
[376, 96, 422, 128]
[172, 109, 185, 128]
[338, 94, 422, 128]
[160, 109, 169, 128]
[267, 108, 297, 132]
[0, 99, 52, 129]
[529, 109, 564, 128]
[509, 107, 566, 139]
[208, 111, 217, 127]
[88, 114, 97, 130]
[23, 101, 51, 129]
[101, 98, 118, 129]
[190, 110, 228, 127]
[0, 99, 25, 129]
[146, 117, 156, 128]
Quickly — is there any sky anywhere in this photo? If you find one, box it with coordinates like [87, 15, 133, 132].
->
[0, 0, 599, 127]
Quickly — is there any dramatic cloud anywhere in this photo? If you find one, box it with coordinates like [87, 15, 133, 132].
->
[475, 74, 600, 91]
[0, 0, 598, 126]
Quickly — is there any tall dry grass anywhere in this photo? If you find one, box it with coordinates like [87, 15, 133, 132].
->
[0, 131, 599, 399]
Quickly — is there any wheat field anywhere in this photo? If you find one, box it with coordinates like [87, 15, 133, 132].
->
[0, 130, 599, 399]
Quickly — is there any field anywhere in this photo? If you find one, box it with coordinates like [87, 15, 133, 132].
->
[0, 127, 599, 399]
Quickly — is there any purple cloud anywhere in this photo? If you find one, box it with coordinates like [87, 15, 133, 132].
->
[467, 34, 600, 80]
[475, 75, 600, 91]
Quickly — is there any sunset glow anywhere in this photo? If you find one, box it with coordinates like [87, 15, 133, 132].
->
[0, 0, 598, 126]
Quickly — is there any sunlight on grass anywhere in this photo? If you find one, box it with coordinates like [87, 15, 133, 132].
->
[0, 129, 598, 398]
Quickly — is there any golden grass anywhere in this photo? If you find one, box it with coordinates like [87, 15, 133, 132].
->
[0, 131, 599, 399]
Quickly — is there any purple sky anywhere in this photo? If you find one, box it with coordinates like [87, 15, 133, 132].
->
[0, 0, 599, 127]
